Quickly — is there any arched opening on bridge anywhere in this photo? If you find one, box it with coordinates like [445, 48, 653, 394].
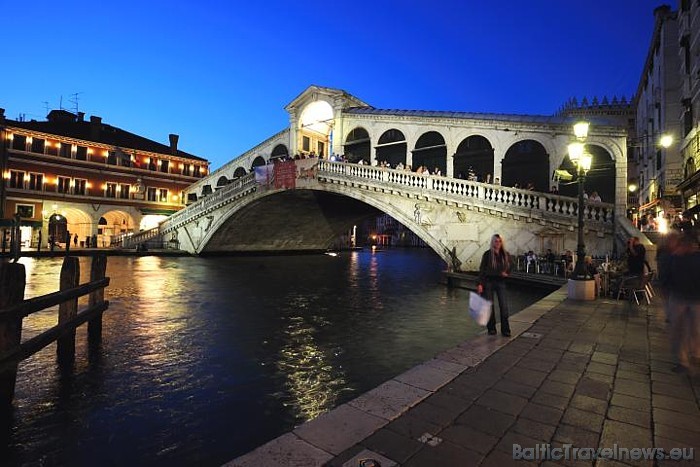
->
[344, 127, 370, 163]
[299, 100, 333, 158]
[271, 144, 289, 160]
[233, 167, 247, 178]
[557, 144, 615, 202]
[414, 131, 447, 175]
[100, 210, 135, 246]
[216, 176, 229, 188]
[502, 140, 549, 191]
[376, 129, 407, 168]
[251, 156, 266, 169]
[454, 135, 494, 181]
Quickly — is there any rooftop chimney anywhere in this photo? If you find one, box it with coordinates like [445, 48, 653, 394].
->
[0, 108, 5, 122]
[77, 112, 85, 122]
[169, 133, 179, 155]
[90, 115, 102, 140]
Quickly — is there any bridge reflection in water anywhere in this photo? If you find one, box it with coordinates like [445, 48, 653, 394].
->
[4, 250, 555, 466]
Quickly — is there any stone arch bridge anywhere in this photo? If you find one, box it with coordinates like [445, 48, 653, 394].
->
[132, 160, 618, 272]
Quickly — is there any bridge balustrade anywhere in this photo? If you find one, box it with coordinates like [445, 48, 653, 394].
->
[317, 160, 614, 227]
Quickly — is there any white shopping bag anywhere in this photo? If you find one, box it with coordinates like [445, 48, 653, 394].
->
[468, 291, 492, 326]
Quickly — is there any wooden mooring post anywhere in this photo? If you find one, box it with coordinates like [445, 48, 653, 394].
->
[0, 255, 110, 408]
[0, 261, 26, 408]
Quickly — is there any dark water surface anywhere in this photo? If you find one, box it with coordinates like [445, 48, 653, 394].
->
[2, 250, 554, 466]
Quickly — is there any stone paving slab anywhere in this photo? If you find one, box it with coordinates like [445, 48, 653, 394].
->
[347, 379, 431, 421]
[228, 286, 700, 466]
[225, 432, 332, 467]
[293, 404, 386, 455]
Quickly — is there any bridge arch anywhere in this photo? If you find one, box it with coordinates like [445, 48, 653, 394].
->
[502, 139, 549, 191]
[414, 131, 447, 175]
[376, 129, 407, 168]
[344, 127, 370, 163]
[454, 135, 494, 181]
[233, 167, 247, 178]
[216, 176, 229, 187]
[192, 187, 455, 267]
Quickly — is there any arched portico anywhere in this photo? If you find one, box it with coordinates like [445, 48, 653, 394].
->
[251, 156, 266, 169]
[454, 135, 494, 182]
[376, 129, 407, 168]
[414, 131, 447, 175]
[557, 144, 616, 202]
[298, 100, 334, 158]
[344, 127, 370, 163]
[502, 140, 550, 191]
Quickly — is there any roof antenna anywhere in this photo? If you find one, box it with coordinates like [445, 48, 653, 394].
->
[42, 101, 50, 115]
[69, 92, 82, 115]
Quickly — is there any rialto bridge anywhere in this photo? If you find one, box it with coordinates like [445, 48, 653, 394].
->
[127, 85, 637, 271]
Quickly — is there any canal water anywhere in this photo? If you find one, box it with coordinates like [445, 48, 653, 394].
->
[2, 249, 555, 466]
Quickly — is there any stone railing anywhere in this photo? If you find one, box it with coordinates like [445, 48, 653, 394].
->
[160, 172, 259, 233]
[317, 161, 615, 227]
[116, 227, 161, 249]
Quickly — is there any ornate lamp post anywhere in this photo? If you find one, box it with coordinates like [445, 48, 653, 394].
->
[566, 123, 593, 299]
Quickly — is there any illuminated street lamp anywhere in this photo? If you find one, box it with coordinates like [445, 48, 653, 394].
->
[568, 122, 593, 281]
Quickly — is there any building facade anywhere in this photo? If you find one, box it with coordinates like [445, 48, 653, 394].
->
[0, 109, 209, 248]
[632, 5, 683, 230]
[677, 0, 700, 222]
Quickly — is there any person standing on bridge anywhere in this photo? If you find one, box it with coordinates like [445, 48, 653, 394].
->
[476, 234, 512, 337]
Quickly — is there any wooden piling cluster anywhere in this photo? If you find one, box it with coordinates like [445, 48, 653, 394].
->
[0, 255, 110, 408]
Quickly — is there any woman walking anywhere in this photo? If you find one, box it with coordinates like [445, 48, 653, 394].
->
[477, 234, 512, 337]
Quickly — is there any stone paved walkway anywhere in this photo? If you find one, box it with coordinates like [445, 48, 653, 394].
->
[230, 288, 700, 467]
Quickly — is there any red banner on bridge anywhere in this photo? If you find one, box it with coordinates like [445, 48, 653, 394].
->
[274, 160, 296, 189]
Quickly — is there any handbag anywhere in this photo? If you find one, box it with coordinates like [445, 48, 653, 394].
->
[468, 291, 492, 326]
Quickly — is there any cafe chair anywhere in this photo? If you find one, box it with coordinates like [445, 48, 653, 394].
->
[616, 273, 652, 305]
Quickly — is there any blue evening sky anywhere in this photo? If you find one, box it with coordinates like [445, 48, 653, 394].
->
[2, 0, 667, 170]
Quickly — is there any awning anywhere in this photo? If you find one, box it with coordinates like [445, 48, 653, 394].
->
[140, 208, 178, 216]
[0, 219, 42, 228]
[638, 198, 660, 211]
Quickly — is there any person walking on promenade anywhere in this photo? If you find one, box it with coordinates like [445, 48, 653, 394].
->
[476, 234, 512, 337]
[660, 234, 700, 373]
[657, 232, 682, 321]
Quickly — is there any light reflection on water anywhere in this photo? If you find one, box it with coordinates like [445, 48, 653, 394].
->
[2, 250, 554, 466]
